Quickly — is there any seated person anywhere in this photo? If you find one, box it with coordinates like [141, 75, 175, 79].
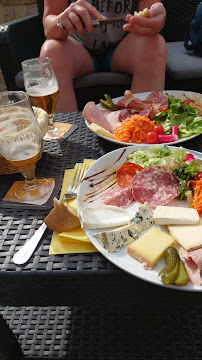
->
[40, 0, 167, 112]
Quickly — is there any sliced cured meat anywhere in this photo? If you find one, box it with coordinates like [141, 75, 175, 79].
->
[180, 247, 202, 286]
[117, 90, 146, 111]
[116, 163, 143, 187]
[146, 91, 168, 110]
[83, 102, 130, 133]
[131, 165, 180, 208]
[101, 185, 133, 208]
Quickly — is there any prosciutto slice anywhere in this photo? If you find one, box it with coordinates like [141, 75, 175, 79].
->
[83, 101, 130, 133]
[180, 248, 202, 286]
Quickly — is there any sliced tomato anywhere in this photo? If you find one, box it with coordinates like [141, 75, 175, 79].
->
[195, 171, 202, 181]
[116, 163, 143, 187]
[182, 99, 191, 106]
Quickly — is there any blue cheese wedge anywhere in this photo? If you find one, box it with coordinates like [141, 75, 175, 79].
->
[79, 204, 130, 229]
[130, 202, 154, 233]
[154, 206, 199, 225]
[94, 225, 138, 253]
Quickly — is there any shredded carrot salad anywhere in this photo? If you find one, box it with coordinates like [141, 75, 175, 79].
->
[113, 115, 155, 143]
[187, 178, 202, 217]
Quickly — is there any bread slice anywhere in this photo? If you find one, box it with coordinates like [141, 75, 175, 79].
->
[44, 197, 80, 232]
[134, 8, 149, 17]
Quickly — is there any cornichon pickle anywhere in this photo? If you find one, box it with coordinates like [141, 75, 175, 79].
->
[100, 94, 120, 111]
[162, 257, 180, 285]
[174, 260, 189, 286]
[158, 247, 179, 277]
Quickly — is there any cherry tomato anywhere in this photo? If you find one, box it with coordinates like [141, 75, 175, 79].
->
[146, 131, 159, 144]
[154, 125, 164, 135]
[195, 171, 202, 181]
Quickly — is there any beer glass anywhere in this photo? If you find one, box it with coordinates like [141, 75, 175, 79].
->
[0, 91, 52, 201]
[22, 57, 60, 139]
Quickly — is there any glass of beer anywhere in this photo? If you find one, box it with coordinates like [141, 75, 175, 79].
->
[22, 57, 60, 139]
[0, 91, 52, 201]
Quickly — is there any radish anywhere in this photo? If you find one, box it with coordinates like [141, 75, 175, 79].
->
[158, 134, 178, 143]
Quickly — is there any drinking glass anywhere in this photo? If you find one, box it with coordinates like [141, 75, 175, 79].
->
[22, 57, 61, 139]
[0, 91, 52, 201]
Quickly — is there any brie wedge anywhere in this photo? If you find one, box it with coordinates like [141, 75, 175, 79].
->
[79, 204, 130, 229]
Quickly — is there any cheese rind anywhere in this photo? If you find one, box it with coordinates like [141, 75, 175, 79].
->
[168, 219, 202, 251]
[94, 225, 138, 253]
[127, 227, 175, 268]
[154, 206, 199, 225]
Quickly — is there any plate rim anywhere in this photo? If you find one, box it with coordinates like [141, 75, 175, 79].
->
[77, 144, 202, 292]
[84, 90, 202, 147]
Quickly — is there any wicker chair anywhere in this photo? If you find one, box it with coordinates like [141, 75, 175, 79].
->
[0, 0, 201, 110]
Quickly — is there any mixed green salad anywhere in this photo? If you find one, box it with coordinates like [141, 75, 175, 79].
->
[152, 96, 202, 138]
[127, 145, 202, 200]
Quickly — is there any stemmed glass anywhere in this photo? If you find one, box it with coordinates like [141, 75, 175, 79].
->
[22, 57, 63, 140]
[0, 91, 52, 201]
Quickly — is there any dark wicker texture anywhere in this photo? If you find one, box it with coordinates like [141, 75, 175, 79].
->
[1, 0, 202, 101]
[1, 304, 202, 359]
[1, 112, 202, 359]
[0, 112, 202, 307]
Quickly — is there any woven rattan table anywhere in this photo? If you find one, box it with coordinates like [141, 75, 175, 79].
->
[1, 112, 202, 359]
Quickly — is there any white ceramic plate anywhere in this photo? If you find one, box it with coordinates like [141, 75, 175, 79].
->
[85, 90, 202, 147]
[77, 145, 202, 291]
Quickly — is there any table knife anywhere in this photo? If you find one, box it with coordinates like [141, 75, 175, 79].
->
[57, 16, 126, 30]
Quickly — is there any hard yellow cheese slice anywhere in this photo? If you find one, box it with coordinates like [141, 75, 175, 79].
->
[168, 219, 202, 251]
[127, 227, 175, 268]
[89, 123, 114, 139]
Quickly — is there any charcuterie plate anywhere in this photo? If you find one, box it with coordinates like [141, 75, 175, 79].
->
[77, 145, 202, 291]
[84, 90, 202, 147]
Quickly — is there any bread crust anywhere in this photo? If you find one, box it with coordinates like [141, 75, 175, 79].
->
[44, 197, 80, 232]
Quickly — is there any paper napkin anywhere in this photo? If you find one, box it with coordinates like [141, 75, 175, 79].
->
[49, 159, 98, 255]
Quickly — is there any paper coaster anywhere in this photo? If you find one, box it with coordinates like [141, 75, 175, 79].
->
[43, 123, 78, 143]
[0, 176, 63, 210]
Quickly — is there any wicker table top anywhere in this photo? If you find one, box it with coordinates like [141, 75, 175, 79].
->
[1, 111, 202, 307]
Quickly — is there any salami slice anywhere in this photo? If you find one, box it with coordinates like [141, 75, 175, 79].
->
[132, 165, 180, 208]
[146, 91, 168, 109]
[101, 185, 133, 208]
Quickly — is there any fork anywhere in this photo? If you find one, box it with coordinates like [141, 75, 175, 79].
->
[62, 163, 87, 202]
[13, 163, 88, 266]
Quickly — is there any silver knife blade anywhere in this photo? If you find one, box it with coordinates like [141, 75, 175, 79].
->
[92, 16, 126, 27]
[57, 16, 126, 30]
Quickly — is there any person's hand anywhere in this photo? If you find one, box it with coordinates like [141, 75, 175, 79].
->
[58, 0, 106, 34]
[123, 2, 166, 35]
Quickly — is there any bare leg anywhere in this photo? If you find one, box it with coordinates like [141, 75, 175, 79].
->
[40, 36, 94, 112]
[111, 33, 167, 93]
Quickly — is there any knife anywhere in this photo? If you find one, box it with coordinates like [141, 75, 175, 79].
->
[57, 16, 126, 30]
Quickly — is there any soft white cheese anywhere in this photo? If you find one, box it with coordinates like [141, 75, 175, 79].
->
[79, 204, 130, 229]
[154, 206, 199, 225]
[94, 225, 138, 253]
[130, 202, 154, 233]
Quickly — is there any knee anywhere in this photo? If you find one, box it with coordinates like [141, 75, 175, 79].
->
[40, 39, 61, 61]
[146, 34, 167, 67]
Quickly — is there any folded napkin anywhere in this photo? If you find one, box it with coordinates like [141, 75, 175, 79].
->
[49, 159, 98, 255]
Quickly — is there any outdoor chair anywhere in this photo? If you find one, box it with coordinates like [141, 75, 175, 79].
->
[0, 0, 202, 111]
